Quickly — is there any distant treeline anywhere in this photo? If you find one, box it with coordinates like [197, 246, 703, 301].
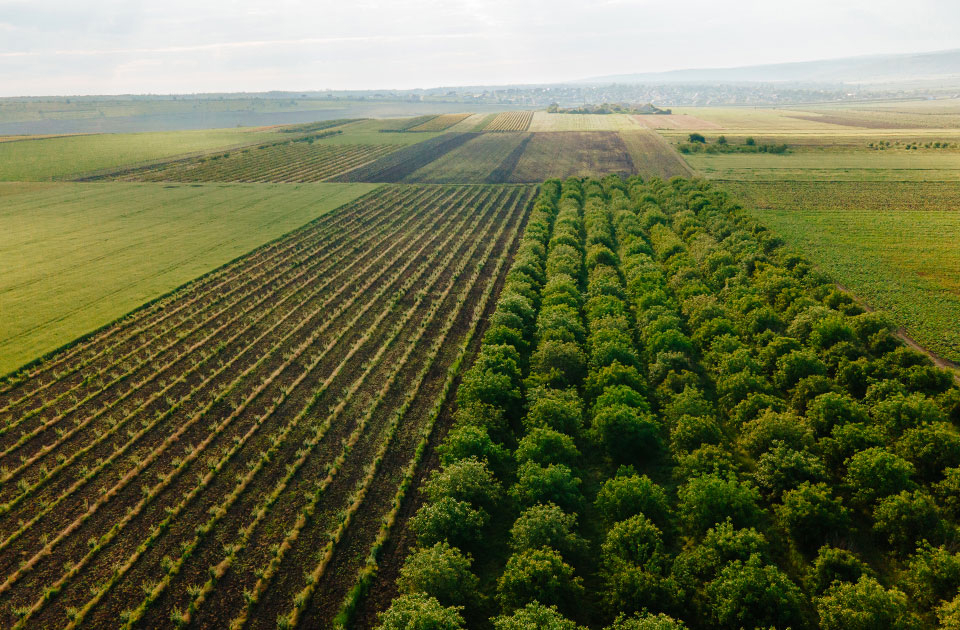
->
[546, 102, 672, 115]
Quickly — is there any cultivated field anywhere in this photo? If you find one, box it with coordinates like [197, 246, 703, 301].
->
[730, 180, 960, 363]
[484, 111, 534, 132]
[619, 130, 694, 179]
[105, 142, 397, 183]
[0, 128, 283, 181]
[508, 131, 635, 181]
[330, 133, 479, 182]
[403, 132, 531, 184]
[527, 112, 640, 132]
[0, 183, 535, 629]
[630, 113, 722, 130]
[368, 176, 960, 629]
[408, 113, 473, 132]
[0, 182, 376, 374]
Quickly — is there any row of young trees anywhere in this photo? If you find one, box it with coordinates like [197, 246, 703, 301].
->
[376, 175, 960, 629]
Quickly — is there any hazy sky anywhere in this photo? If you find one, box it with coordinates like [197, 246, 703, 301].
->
[1, 0, 958, 96]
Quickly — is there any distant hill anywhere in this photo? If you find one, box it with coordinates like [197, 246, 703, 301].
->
[578, 49, 960, 85]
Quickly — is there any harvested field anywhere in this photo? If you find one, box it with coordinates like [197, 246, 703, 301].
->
[631, 113, 722, 130]
[0, 183, 535, 629]
[528, 112, 639, 131]
[619, 129, 694, 179]
[407, 113, 473, 132]
[330, 133, 478, 182]
[102, 142, 396, 183]
[508, 131, 635, 181]
[403, 132, 531, 183]
[484, 111, 533, 132]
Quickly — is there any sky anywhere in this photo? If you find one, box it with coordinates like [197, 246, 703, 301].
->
[1, 0, 959, 96]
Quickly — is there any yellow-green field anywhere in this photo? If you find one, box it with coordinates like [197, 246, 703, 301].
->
[527, 112, 640, 131]
[730, 180, 960, 363]
[0, 128, 284, 181]
[0, 181, 377, 373]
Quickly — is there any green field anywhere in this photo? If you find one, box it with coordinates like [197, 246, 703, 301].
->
[0, 128, 292, 181]
[0, 181, 377, 373]
[730, 181, 960, 363]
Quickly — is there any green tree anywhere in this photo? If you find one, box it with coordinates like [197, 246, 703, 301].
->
[424, 458, 502, 511]
[377, 594, 464, 630]
[705, 554, 805, 629]
[677, 474, 762, 534]
[497, 548, 584, 614]
[776, 482, 850, 551]
[873, 490, 942, 550]
[843, 447, 915, 507]
[398, 543, 479, 607]
[901, 543, 960, 609]
[510, 503, 586, 558]
[438, 425, 509, 474]
[515, 428, 580, 468]
[895, 422, 960, 482]
[410, 497, 489, 548]
[594, 473, 670, 527]
[816, 577, 916, 630]
[592, 403, 662, 464]
[511, 462, 583, 513]
[807, 546, 875, 595]
[492, 603, 580, 630]
[606, 613, 688, 629]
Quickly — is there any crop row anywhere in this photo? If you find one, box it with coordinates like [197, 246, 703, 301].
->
[331, 133, 479, 183]
[0, 184, 535, 628]
[484, 111, 534, 133]
[112, 142, 396, 183]
[407, 114, 474, 132]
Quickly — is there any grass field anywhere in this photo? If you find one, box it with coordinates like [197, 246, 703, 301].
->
[0, 183, 532, 630]
[527, 112, 640, 131]
[508, 131, 635, 181]
[730, 180, 960, 362]
[684, 150, 960, 181]
[0, 182, 377, 373]
[0, 128, 284, 181]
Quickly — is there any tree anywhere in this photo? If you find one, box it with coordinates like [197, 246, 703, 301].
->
[871, 393, 946, 437]
[938, 595, 960, 630]
[669, 414, 723, 455]
[525, 386, 583, 435]
[843, 447, 915, 507]
[895, 422, 960, 482]
[594, 473, 670, 527]
[511, 462, 583, 513]
[592, 403, 662, 464]
[497, 548, 584, 614]
[410, 497, 488, 548]
[901, 543, 960, 609]
[510, 503, 586, 558]
[816, 577, 916, 630]
[805, 392, 869, 436]
[688, 133, 706, 143]
[602, 514, 666, 569]
[933, 467, 960, 519]
[774, 349, 827, 390]
[398, 543, 479, 607]
[492, 603, 580, 630]
[807, 546, 875, 595]
[529, 340, 587, 389]
[776, 482, 850, 551]
[705, 554, 805, 629]
[873, 490, 942, 551]
[754, 444, 827, 498]
[677, 474, 762, 535]
[737, 409, 812, 457]
[605, 613, 689, 630]
[377, 594, 464, 630]
[515, 428, 580, 469]
[438, 425, 509, 475]
[424, 458, 501, 511]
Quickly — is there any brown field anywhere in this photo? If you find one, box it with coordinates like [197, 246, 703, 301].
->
[0, 183, 534, 629]
[619, 130, 695, 179]
[484, 111, 534, 132]
[631, 114, 723, 130]
[508, 131, 635, 181]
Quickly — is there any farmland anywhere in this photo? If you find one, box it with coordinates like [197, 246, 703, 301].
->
[367, 176, 960, 629]
[0, 182, 377, 374]
[105, 141, 397, 183]
[330, 133, 479, 182]
[0, 183, 535, 629]
[527, 112, 640, 132]
[408, 113, 474, 132]
[485, 111, 534, 132]
[403, 133, 531, 184]
[508, 131, 636, 181]
[729, 180, 960, 363]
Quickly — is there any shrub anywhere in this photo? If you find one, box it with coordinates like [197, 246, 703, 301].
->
[776, 482, 850, 551]
[492, 603, 580, 630]
[807, 546, 875, 595]
[605, 613, 689, 630]
[496, 548, 584, 613]
[511, 462, 583, 513]
[398, 543, 479, 607]
[410, 497, 488, 548]
[677, 474, 761, 535]
[816, 577, 915, 630]
[510, 503, 586, 558]
[705, 554, 805, 630]
[377, 594, 464, 630]
[594, 473, 670, 527]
